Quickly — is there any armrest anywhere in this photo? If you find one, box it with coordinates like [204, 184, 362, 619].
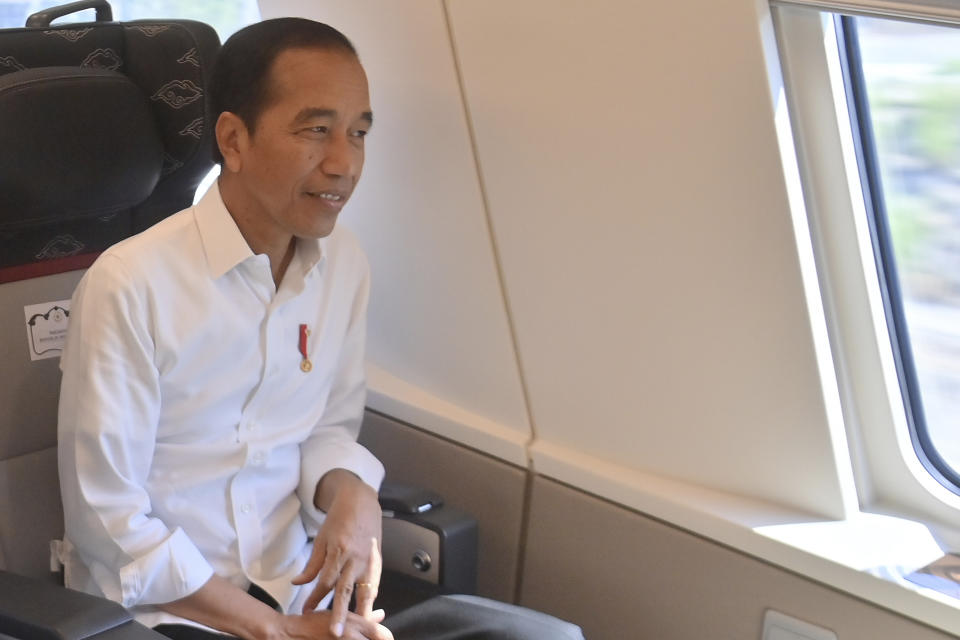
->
[378, 482, 478, 595]
[0, 570, 163, 640]
[378, 483, 443, 515]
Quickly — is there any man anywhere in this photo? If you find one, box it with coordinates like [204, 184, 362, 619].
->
[58, 17, 582, 640]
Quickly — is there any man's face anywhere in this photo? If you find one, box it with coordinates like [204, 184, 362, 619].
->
[235, 46, 371, 240]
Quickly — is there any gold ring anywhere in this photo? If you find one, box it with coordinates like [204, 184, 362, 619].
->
[355, 582, 374, 589]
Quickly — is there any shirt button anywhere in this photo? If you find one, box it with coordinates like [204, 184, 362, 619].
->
[241, 504, 252, 514]
[252, 452, 265, 466]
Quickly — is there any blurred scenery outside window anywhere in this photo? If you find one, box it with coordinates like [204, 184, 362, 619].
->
[856, 17, 960, 475]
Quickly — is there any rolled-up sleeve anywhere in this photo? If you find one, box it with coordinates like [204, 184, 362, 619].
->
[297, 256, 384, 534]
[58, 256, 213, 608]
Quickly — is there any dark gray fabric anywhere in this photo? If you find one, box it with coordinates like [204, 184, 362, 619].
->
[0, 569, 132, 640]
[0, 447, 62, 578]
[152, 595, 585, 640]
[385, 595, 584, 640]
[152, 625, 232, 640]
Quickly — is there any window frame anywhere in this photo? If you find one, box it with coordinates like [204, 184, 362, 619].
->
[772, 4, 960, 548]
[834, 14, 960, 494]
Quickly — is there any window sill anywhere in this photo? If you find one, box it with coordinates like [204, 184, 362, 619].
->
[530, 439, 960, 637]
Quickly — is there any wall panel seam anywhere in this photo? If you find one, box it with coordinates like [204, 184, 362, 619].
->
[439, 0, 539, 456]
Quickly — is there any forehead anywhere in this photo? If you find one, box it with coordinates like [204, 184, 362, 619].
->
[264, 46, 369, 118]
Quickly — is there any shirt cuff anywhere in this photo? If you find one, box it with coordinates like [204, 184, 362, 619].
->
[117, 527, 214, 608]
[298, 441, 385, 535]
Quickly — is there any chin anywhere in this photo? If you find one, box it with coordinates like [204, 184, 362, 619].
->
[304, 219, 339, 239]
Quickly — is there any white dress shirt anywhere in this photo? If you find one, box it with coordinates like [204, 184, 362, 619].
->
[57, 184, 384, 630]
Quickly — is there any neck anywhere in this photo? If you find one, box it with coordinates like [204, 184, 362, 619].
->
[271, 238, 296, 287]
[218, 175, 295, 287]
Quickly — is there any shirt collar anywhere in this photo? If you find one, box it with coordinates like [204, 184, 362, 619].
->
[194, 182, 327, 280]
[295, 234, 326, 277]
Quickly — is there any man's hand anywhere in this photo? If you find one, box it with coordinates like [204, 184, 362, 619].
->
[273, 610, 393, 640]
[292, 469, 383, 637]
[155, 570, 391, 640]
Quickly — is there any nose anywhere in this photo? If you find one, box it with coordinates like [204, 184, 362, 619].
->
[319, 132, 359, 178]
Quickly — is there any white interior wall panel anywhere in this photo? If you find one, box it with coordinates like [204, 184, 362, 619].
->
[445, 0, 848, 517]
[259, 0, 532, 461]
[260, 0, 852, 517]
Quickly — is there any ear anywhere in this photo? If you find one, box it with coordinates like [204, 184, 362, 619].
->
[215, 111, 249, 174]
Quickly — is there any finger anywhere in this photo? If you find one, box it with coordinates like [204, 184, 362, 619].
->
[343, 624, 390, 640]
[341, 622, 371, 640]
[348, 613, 394, 640]
[355, 537, 382, 618]
[302, 545, 345, 612]
[301, 580, 332, 615]
[329, 562, 359, 637]
[292, 540, 327, 585]
[354, 581, 378, 621]
[315, 544, 346, 593]
[369, 622, 394, 640]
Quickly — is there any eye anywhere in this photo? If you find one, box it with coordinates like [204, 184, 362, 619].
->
[307, 125, 329, 134]
[351, 129, 368, 139]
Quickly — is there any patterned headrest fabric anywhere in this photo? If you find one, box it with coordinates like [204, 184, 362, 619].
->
[0, 19, 220, 277]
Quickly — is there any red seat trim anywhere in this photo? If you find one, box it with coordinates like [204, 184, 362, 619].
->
[0, 253, 100, 284]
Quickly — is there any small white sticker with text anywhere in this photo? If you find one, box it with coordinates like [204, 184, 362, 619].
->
[24, 299, 71, 361]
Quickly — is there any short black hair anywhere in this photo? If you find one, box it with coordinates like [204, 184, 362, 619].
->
[208, 17, 358, 164]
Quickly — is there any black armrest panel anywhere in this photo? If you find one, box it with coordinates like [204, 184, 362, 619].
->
[0, 570, 131, 640]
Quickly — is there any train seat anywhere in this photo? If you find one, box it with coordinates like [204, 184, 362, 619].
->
[0, 3, 218, 638]
[0, 1, 219, 282]
[0, 0, 219, 577]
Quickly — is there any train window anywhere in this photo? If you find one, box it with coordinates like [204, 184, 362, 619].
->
[0, 1, 260, 39]
[838, 14, 960, 492]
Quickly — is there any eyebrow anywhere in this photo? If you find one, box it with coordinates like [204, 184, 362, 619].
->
[293, 107, 373, 126]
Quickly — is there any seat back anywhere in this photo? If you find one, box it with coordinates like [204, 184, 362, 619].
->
[0, 1, 219, 580]
[0, 7, 220, 280]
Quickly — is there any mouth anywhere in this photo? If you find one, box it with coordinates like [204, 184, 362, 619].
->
[305, 190, 346, 203]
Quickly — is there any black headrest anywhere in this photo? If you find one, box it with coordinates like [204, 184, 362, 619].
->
[0, 66, 163, 226]
[0, 17, 220, 280]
